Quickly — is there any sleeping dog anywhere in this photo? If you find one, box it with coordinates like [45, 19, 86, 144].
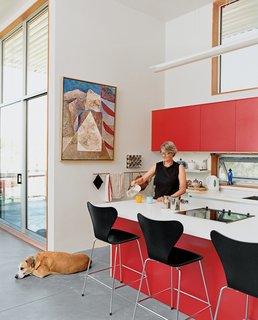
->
[15, 251, 91, 279]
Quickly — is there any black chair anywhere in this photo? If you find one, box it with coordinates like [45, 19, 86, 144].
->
[82, 202, 150, 316]
[133, 213, 213, 320]
[211, 230, 258, 320]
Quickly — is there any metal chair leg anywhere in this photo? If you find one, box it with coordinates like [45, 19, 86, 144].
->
[136, 239, 151, 296]
[81, 239, 96, 296]
[170, 267, 174, 309]
[176, 267, 181, 320]
[214, 286, 227, 320]
[199, 261, 213, 320]
[245, 294, 249, 320]
[118, 244, 122, 283]
[109, 244, 118, 316]
[132, 259, 149, 320]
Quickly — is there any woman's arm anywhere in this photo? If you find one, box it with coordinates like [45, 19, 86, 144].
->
[131, 164, 156, 186]
[171, 164, 186, 198]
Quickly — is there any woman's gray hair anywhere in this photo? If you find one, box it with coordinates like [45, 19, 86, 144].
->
[160, 141, 177, 156]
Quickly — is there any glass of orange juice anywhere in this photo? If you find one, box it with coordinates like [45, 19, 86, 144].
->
[135, 194, 142, 203]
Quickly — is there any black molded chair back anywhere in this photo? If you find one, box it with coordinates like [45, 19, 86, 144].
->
[211, 230, 258, 298]
[87, 201, 117, 242]
[137, 213, 183, 264]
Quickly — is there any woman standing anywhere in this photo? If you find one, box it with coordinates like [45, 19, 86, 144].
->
[132, 141, 186, 201]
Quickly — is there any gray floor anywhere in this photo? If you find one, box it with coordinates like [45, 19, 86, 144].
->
[0, 228, 186, 320]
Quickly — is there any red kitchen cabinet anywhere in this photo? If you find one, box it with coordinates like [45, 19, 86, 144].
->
[236, 97, 258, 152]
[200, 101, 236, 151]
[152, 106, 201, 151]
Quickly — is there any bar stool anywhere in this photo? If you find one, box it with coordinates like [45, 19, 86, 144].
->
[211, 230, 258, 320]
[133, 213, 213, 320]
[82, 202, 150, 316]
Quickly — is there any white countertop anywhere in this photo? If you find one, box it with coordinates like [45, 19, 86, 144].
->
[187, 186, 258, 203]
[99, 198, 258, 243]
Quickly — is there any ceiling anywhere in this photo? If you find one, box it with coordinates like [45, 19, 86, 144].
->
[0, 0, 34, 30]
[0, 0, 211, 30]
[114, 0, 211, 22]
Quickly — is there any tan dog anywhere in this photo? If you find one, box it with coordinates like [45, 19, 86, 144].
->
[15, 251, 91, 279]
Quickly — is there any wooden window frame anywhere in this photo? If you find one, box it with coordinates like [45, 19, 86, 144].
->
[212, 0, 258, 95]
[0, 0, 48, 250]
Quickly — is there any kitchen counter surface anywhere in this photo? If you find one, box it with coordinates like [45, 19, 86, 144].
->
[100, 198, 258, 243]
[187, 186, 258, 204]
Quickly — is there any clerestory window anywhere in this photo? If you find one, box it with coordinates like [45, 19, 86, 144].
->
[212, 0, 258, 94]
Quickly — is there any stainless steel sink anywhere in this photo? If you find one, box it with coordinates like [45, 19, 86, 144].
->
[242, 196, 258, 200]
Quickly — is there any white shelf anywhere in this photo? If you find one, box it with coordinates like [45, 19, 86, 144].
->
[185, 170, 211, 173]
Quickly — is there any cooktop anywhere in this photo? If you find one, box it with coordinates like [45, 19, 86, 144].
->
[177, 207, 254, 223]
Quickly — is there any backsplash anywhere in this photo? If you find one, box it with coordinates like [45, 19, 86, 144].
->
[174, 152, 212, 187]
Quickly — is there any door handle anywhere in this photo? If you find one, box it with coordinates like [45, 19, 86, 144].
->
[17, 174, 22, 184]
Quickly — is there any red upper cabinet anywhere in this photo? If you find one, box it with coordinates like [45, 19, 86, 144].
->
[152, 106, 201, 151]
[200, 101, 236, 152]
[236, 98, 258, 152]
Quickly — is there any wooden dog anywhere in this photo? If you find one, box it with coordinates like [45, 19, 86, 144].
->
[15, 251, 91, 279]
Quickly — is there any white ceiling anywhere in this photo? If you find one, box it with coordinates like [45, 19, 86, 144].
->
[114, 0, 211, 22]
[0, 0, 212, 31]
[0, 0, 35, 31]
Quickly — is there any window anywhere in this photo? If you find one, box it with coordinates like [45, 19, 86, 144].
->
[0, 2, 48, 243]
[2, 28, 23, 102]
[212, 0, 258, 94]
[218, 155, 258, 186]
[27, 8, 48, 94]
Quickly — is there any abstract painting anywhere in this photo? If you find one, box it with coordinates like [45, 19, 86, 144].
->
[61, 77, 117, 160]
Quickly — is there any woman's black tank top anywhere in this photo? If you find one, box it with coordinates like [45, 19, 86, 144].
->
[153, 161, 180, 199]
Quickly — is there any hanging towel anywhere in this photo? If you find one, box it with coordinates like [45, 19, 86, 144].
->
[93, 174, 103, 189]
[110, 173, 125, 200]
[104, 174, 112, 202]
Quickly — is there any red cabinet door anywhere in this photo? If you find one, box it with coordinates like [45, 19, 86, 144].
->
[236, 97, 258, 152]
[200, 101, 236, 151]
[152, 106, 201, 151]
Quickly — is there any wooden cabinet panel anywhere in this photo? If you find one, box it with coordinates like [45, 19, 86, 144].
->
[200, 101, 236, 151]
[236, 98, 258, 152]
[152, 106, 201, 151]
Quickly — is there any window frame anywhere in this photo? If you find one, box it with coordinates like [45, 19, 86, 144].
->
[0, 1, 48, 247]
[212, 0, 258, 95]
[214, 153, 258, 189]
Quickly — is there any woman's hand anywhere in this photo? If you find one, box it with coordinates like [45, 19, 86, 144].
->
[130, 180, 136, 187]
[156, 197, 163, 202]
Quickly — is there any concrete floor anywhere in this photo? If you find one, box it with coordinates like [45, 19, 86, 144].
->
[0, 228, 187, 320]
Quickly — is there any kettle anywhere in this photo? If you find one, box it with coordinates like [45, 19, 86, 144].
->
[206, 175, 219, 191]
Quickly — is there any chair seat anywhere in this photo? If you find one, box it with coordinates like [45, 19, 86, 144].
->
[107, 229, 139, 245]
[167, 247, 203, 267]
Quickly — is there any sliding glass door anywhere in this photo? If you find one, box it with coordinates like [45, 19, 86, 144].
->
[27, 96, 47, 236]
[0, 103, 23, 229]
[0, 4, 48, 243]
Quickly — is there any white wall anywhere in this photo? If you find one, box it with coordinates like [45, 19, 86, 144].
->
[165, 3, 258, 107]
[48, 0, 164, 252]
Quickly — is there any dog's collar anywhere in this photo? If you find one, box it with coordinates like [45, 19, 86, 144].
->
[31, 256, 36, 268]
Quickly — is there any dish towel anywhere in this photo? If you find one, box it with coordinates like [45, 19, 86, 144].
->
[93, 174, 103, 189]
[104, 174, 112, 202]
[110, 173, 125, 200]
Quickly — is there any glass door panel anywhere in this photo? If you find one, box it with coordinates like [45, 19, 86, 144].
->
[0, 103, 23, 229]
[27, 96, 47, 237]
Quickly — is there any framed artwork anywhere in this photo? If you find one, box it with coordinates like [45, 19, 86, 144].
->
[61, 77, 117, 160]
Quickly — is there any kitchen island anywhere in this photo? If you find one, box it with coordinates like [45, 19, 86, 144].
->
[99, 199, 258, 319]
